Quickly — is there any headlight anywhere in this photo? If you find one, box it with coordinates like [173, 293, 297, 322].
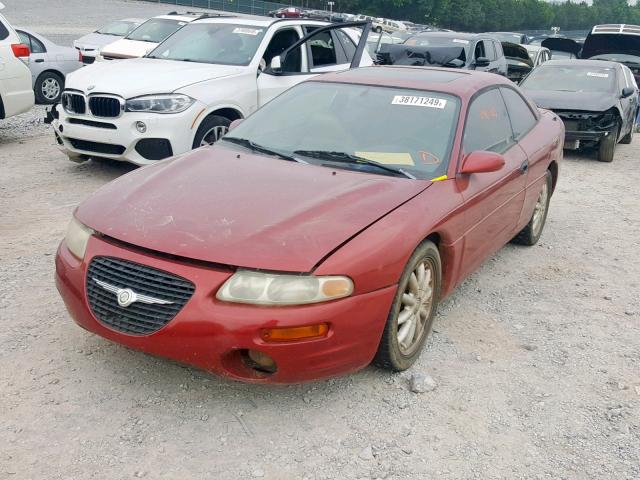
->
[125, 94, 194, 114]
[65, 217, 94, 260]
[216, 271, 354, 306]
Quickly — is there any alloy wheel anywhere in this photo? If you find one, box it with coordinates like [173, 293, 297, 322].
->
[200, 125, 229, 146]
[397, 260, 435, 355]
[42, 77, 61, 101]
[532, 181, 549, 237]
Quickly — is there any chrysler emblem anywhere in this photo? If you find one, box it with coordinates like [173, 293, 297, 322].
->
[92, 277, 174, 308]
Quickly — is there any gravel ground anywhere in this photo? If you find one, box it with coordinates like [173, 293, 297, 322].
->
[1, 129, 639, 480]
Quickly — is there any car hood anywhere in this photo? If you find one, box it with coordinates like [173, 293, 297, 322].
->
[76, 146, 429, 272]
[521, 89, 617, 111]
[73, 32, 122, 50]
[582, 33, 640, 60]
[100, 38, 158, 58]
[65, 58, 243, 97]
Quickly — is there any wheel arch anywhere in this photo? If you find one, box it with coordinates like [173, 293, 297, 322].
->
[548, 160, 559, 194]
[191, 105, 245, 140]
[36, 69, 65, 82]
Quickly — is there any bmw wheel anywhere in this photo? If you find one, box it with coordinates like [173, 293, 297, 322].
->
[192, 115, 231, 149]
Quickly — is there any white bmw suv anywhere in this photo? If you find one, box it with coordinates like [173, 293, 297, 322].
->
[50, 17, 372, 166]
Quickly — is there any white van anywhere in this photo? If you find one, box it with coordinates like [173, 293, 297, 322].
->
[0, 2, 35, 119]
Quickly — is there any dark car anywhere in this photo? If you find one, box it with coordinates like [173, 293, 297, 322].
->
[520, 59, 638, 162]
[502, 42, 533, 83]
[581, 24, 640, 83]
[541, 37, 582, 60]
[377, 32, 508, 77]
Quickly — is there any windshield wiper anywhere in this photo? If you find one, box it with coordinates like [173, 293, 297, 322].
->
[293, 150, 415, 179]
[223, 137, 304, 163]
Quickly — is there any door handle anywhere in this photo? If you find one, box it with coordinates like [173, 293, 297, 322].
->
[35, 59, 44, 63]
[519, 160, 529, 174]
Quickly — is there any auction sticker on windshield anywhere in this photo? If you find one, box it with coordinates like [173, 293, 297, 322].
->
[392, 96, 447, 109]
[587, 72, 609, 78]
[452, 39, 470, 44]
[233, 27, 263, 36]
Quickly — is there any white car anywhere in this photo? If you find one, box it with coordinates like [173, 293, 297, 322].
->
[51, 17, 373, 166]
[73, 18, 145, 64]
[0, 2, 34, 119]
[99, 12, 209, 61]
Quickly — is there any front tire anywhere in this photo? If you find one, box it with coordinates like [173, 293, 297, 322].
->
[511, 170, 552, 246]
[620, 120, 634, 144]
[597, 124, 618, 162]
[35, 71, 64, 104]
[192, 115, 231, 149]
[373, 241, 441, 371]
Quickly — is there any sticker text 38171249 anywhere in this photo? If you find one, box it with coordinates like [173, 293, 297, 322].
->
[392, 96, 447, 109]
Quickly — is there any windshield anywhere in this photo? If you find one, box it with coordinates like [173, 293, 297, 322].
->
[521, 65, 616, 92]
[147, 23, 266, 65]
[550, 50, 575, 59]
[222, 82, 460, 180]
[126, 18, 184, 43]
[406, 35, 470, 49]
[97, 20, 138, 36]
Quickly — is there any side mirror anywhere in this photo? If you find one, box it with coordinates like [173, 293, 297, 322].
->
[475, 56, 490, 67]
[229, 119, 243, 132]
[270, 55, 282, 74]
[460, 151, 505, 175]
[621, 87, 635, 98]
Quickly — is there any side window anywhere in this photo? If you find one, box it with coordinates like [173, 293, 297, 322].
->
[335, 29, 356, 62]
[0, 19, 9, 41]
[500, 87, 537, 139]
[474, 41, 486, 59]
[263, 28, 301, 71]
[18, 31, 30, 46]
[307, 30, 337, 68]
[29, 34, 46, 54]
[463, 89, 514, 154]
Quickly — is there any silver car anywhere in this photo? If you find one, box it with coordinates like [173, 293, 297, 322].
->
[73, 18, 145, 64]
[17, 28, 83, 104]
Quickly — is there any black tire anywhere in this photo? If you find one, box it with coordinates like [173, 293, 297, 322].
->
[375, 26, 383, 33]
[597, 124, 618, 162]
[192, 115, 231, 149]
[35, 71, 64, 104]
[373, 241, 441, 371]
[620, 120, 634, 144]
[512, 170, 552, 246]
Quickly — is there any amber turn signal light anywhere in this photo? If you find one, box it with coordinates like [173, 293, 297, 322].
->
[261, 323, 329, 343]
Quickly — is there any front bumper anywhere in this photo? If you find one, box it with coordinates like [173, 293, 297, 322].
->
[555, 110, 617, 148]
[51, 102, 204, 166]
[55, 235, 396, 384]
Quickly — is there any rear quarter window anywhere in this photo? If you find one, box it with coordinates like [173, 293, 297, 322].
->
[0, 17, 10, 41]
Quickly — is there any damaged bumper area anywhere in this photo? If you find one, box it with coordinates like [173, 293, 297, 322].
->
[376, 44, 466, 67]
[554, 110, 618, 149]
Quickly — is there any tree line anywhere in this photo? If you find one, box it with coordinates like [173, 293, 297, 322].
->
[307, 0, 640, 32]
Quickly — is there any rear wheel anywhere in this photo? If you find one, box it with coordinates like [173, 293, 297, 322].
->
[597, 124, 618, 162]
[192, 115, 231, 149]
[35, 71, 64, 104]
[512, 170, 552, 246]
[373, 241, 441, 371]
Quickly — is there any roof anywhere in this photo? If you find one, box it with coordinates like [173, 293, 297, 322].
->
[310, 66, 512, 99]
[541, 59, 622, 69]
[193, 17, 329, 27]
[410, 31, 496, 41]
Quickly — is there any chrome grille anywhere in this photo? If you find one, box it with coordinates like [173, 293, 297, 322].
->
[89, 96, 122, 118]
[86, 257, 195, 335]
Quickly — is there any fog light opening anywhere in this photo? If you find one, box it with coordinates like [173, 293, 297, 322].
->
[242, 349, 277, 375]
[135, 121, 147, 133]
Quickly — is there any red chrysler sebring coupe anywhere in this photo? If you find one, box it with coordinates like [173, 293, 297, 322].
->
[55, 67, 563, 383]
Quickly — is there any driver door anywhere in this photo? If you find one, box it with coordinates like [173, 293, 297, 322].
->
[257, 21, 371, 107]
